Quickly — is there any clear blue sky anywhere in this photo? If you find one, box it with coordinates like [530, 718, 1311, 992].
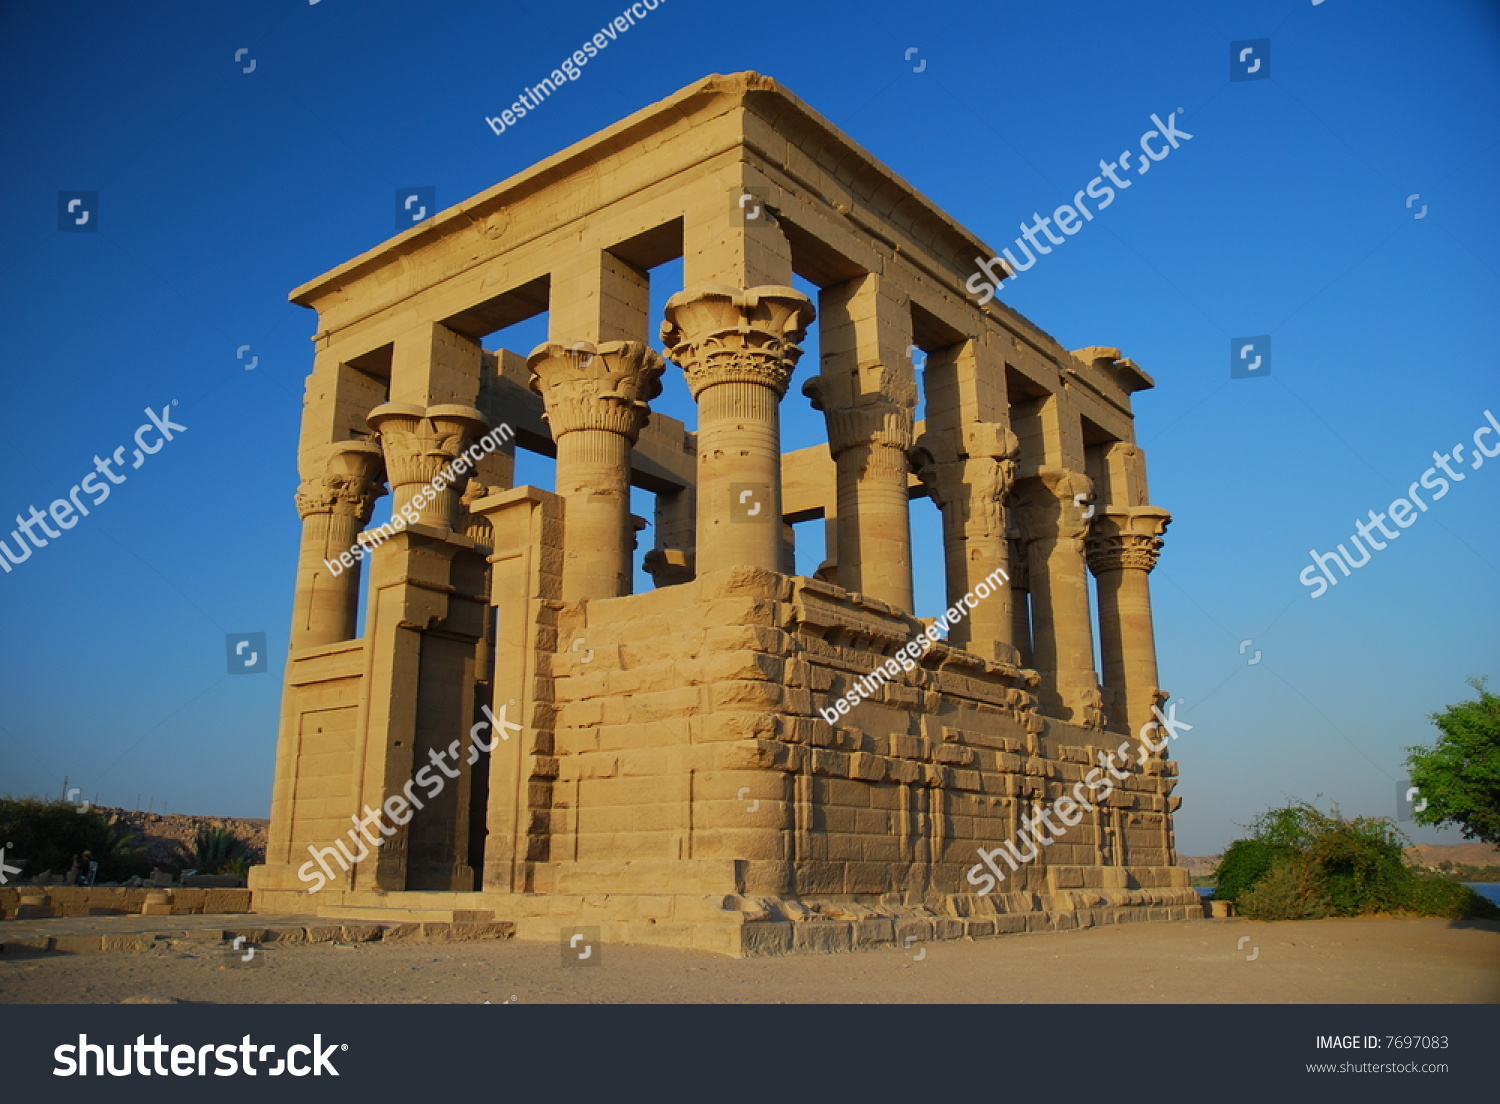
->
[1, 0, 1495, 855]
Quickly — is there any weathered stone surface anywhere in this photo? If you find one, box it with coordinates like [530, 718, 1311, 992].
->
[251, 71, 1193, 954]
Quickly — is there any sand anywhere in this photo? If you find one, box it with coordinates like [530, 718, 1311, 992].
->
[1, 915, 1496, 1004]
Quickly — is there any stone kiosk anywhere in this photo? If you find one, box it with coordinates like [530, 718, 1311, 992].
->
[250, 72, 1200, 954]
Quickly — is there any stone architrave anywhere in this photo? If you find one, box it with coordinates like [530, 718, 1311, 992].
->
[367, 402, 490, 530]
[803, 370, 916, 612]
[910, 422, 1019, 663]
[661, 283, 814, 575]
[291, 440, 385, 649]
[1086, 506, 1171, 740]
[528, 340, 665, 600]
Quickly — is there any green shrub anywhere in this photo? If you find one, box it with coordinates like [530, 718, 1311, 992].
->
[185, 827, 246, 874]
[1401, 873, 1500, 920]
[1215, 800, 1500, 922]
[1238, 856, 1332, 921]
[1308, 816, 1410, 916]
[1213, 837, 1292, 903]
[1250, 803, 1333, 851]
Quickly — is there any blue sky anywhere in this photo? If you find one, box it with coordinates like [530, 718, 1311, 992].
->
[1, 0, 1495, 855]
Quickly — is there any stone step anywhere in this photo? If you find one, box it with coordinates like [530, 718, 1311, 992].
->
[316, 906, 494, 924]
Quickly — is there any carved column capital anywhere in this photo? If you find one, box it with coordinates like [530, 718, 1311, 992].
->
[911, 423, 1020, 537]
[803, 360, 917, 446]
[295, 440, 386, 521]
[368, 402, 489, 490]
[527, 340, 664, 441]
[660, 283, 815, 399]
[459, 479, 498, 544]
[1085, 506, 1172, 575]
[1013, 468, 1095, 542]
[805, 390, 904, 454]
[368, 402, 488, 530]
[643, 547, 694, 587]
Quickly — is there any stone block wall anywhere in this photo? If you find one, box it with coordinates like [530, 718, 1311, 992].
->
[547, 566, 1192, 921]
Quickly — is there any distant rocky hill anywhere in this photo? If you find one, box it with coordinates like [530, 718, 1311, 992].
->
[100, 806, 267, 867]
[1176, 854, 1220, 877]
[1179, 842, 1500, 879]
[1404, 842, 1500, 869]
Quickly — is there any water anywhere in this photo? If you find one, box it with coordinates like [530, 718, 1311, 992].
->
[1465, 882, 1500, 907]
[1195, 887, 1214, 898]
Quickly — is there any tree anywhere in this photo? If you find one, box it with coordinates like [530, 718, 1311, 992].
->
[183, 827, 247, 874]
[1406, 677, 1500, 845]
[0, 798, 151, 882]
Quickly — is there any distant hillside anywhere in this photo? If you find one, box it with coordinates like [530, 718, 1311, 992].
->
[1176, 854, 1220, 877]
[100, 806, 267, 868]
[1404, 842, 1500, 869]
[1180, 842, 1500, 880]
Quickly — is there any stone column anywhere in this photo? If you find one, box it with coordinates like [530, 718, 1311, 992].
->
[1007, 531, 1032, 667]
[1015, 468, 1104, 727]
[367, 402, 490, 529]
[644, 484, 696, 588]
[803, 379, 915, 611]
[528, 340, 664, 600]
[910, 422, 1019, 663]
[1086, 506, 1171, 739]
[661, 284, 814, 575]
[290, 441, 385, 649]
[358, 402, 490, 892]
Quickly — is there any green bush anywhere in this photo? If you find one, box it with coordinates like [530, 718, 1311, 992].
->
[1250, 803, 1333, 850]
[1238, 856, 1332, 921]
[1309, 816, 1411, 916]
[1215, 801, 1498, 922]
[184, 827, 246, 874]
[1212, 837, 1292, 903]
[1402, 873, 1500, 920]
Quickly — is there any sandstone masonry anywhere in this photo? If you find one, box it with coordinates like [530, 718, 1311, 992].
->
[250, 72, 1198, 954]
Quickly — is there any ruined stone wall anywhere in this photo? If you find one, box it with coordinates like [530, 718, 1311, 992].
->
[549, 567, 1192, 920]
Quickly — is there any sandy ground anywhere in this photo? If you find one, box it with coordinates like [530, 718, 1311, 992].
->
[2, 916, 1497, 1004]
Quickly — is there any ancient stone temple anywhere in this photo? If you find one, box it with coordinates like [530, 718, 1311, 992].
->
[250, 72, 1200, 953]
